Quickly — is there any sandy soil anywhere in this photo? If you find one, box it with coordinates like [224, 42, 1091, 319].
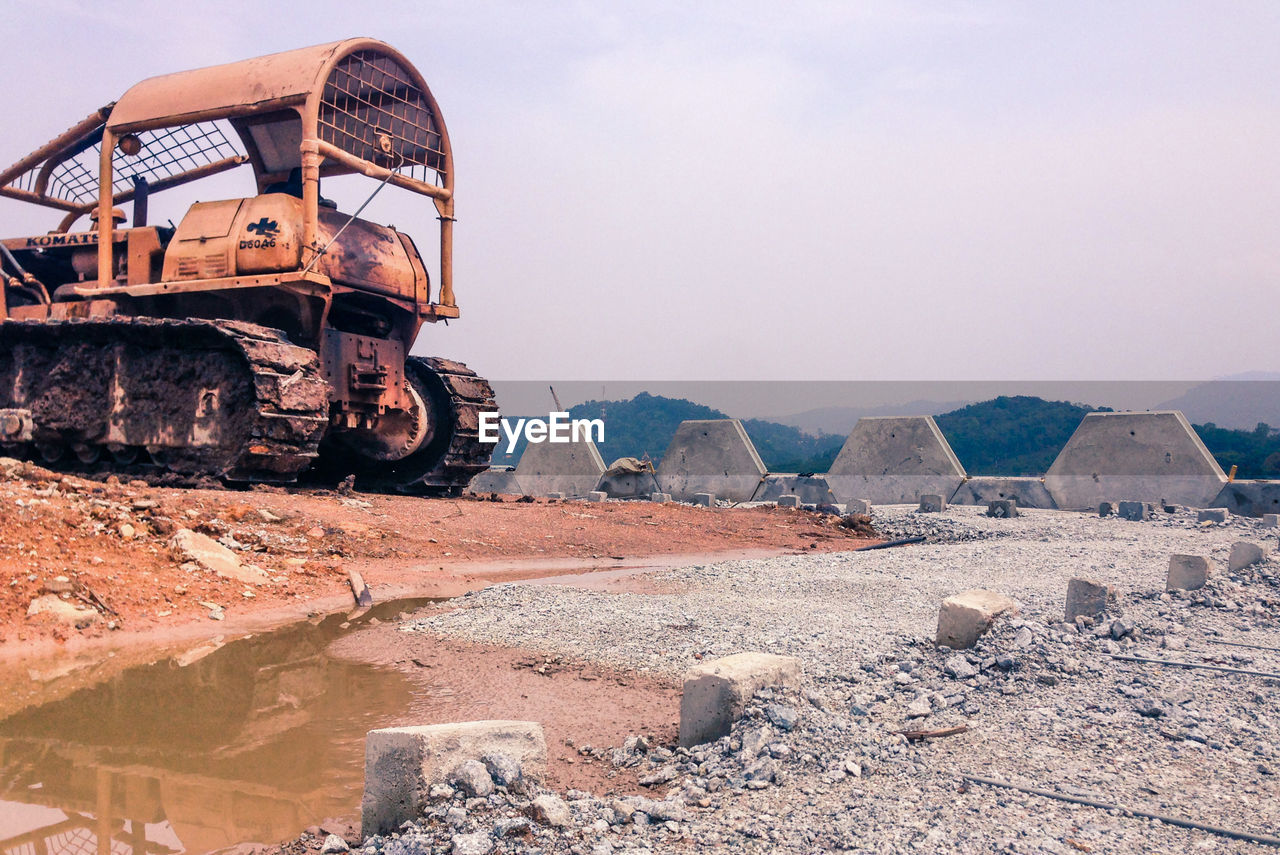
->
[0, 458, 874, 653]
[329, 621, 683, 795]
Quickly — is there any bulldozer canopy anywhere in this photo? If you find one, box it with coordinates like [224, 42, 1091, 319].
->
[0, 38, 450, 217]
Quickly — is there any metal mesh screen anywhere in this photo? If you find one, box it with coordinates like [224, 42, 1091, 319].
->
[7, 121, 244, 207]
[319, 50, 446, 185]
[1, 824, 133, 855]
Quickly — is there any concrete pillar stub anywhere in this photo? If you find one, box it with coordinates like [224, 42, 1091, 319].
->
[918, 494, 946, 513]
[679, 653, 802, 747]
[362, 721, 546, 837]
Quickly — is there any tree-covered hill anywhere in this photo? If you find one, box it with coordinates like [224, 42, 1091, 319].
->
[934, 396, 1111, 476]
[488, 392, 844, 471]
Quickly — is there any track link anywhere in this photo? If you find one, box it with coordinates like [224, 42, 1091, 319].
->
[0, 318, 329, 482]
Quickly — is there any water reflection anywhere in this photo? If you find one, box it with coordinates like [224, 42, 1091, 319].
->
[0, 601, 436, 855]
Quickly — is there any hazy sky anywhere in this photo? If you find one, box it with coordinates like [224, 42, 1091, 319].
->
[1, 1, 1277, 385]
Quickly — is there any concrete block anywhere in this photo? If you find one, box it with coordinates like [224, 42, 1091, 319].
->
[1197, 508, 1228, 523]
[362, 721, 547, 837]
[650, 492, 671, 504]
[1098, 501, 1116, 517]
[1229, 541, 1265, 572]
[826, 416, 966, 505]
[846, 498, 872, 516]
[692, 492, 715, 507]
[656, 419, 767, 503]
[755, 473, 837, 505]
[514, 436, 606, 498]
[678, 653, 801, 747]
[950, 477, 1057, 509]
[1167, 555, 1210, 591]
[776, 495, 800, 508]
[587, 491, 607, 503]
[918, 494, 946, 513]
[1044, 411, 1227, 509]
[1118, 501, 1149, 521]
[936, 589, 1017, 649]
[986, 499, 1018, 518]
[1263, 514, 1279, 528]
[466, 466, 524, 496]
[1212, 480, 1280, 518]
[1064, 578, 1115, 622]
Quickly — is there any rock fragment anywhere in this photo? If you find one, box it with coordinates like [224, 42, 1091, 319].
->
[1228, 541, 1265, 572]
[171, 528, 267, 584]
[1064, 577, 1115, 622]
[936, 589, 1017, 649]
[529, 793, 571, 827]
[1167, 554, 1210, 591]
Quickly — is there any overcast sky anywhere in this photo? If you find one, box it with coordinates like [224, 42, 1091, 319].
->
[1, 1, 1277, 388]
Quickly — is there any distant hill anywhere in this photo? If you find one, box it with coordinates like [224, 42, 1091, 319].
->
[775, 399, 971, 436]
[1156, 373, 1280, 431]
[934, 396, 1111, 475]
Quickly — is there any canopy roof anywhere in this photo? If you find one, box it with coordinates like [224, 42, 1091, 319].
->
[0, 39, 450, 220]
[107, 40, 361, 131]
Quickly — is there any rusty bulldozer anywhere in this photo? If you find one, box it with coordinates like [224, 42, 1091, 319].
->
[0, 39, 494, 492]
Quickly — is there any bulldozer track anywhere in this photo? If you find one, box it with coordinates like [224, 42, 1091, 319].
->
[0, 318, 330, 482]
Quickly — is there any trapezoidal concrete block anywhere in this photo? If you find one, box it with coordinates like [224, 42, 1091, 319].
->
[513, 438, 606, 498]
[949, 477, 1057, 509]
[1212, 480, 1280, 518]
[825, 416, 966, 505]
[1044, 411, 1227, 510]
[656, 419, 767, 503]
[467, 467, 524, 496]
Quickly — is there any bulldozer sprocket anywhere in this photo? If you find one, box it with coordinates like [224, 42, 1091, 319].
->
[341, 355, 495, 494]
[0, 318, 330, 482]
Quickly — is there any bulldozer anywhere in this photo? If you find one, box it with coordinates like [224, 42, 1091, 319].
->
[0, 38, 495, 492]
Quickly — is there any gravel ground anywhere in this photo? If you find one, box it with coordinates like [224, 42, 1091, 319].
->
[411, 506, 1276, 678]
[348, 506, 1280, 854]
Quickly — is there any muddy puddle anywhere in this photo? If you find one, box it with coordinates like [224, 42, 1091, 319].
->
[0, 599, 441, 855]
[0, 554, 705, 855]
